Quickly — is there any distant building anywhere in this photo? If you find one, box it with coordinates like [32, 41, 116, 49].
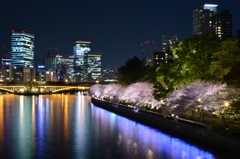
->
[46, 48, 58, 70]
[73, 41, 91, 81]
[82, 53, 102, 82]
[162, 35, 178, 53]
[152, 52, 173, 68]
[13, 67, 36, 82]
[193, 4, 232, 38]
[56, 55, 74, 81]
[0, 64, 14, 82]
[11, 30, 34, 67]
[146, 56, 154, 67]
[99, 72, 118, 83]
[102, 66, 116, 75]
[211, 10, 232, 38]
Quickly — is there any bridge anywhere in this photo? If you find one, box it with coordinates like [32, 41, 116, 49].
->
[0, 85, 90, 94]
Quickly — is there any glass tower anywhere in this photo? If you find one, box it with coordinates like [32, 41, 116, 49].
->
[11, 30, 34, 67]
[73, 41, 91, 81]
[82, 53, 102, 82]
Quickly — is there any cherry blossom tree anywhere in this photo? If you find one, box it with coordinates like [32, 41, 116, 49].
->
[90, 82, 164, 109]
[164, 80, 227, 118]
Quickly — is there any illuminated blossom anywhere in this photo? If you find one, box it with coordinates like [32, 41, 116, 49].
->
[164, 80, 227, 116]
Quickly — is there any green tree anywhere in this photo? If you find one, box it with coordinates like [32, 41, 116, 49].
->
[210, 37, 240, 86]
[155, 32, 221, 98]
[7, 80, 18, 85]
[25, 81, 39, 89]
[117, 56, 145, 85]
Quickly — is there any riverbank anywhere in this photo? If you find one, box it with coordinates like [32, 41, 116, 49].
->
[91, 97, 240, 155]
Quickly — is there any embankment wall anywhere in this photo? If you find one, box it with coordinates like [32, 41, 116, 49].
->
[91, 97, 240, 155]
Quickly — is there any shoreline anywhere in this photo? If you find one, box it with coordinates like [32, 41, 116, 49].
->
[91, 97, 240, 155]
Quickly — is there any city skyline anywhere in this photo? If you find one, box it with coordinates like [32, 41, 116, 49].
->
[0, 0, 240, 67]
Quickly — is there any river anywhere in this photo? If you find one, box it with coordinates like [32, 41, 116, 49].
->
[0, 93, 236, 158]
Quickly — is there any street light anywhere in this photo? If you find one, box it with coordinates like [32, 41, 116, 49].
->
[224, 101, 229, 107]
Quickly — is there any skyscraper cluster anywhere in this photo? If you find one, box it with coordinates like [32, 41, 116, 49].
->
[0, 3, 233, 83]
[0, 30, 104, 83]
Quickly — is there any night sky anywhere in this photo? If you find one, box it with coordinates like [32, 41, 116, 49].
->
[0, 0, 239, 67]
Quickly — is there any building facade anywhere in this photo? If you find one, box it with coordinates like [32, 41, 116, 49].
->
[152, 52, 173, 68]
[211, 10, 232, 38]
[193, 4, 232, 38]
[11, 30, 34, 67]
[73, 41, 91, 81]
[46, 48, 58, 70]
[162, 35, 178, 53]
[82, 53, 102, 82]
[56, 55, 74, 81]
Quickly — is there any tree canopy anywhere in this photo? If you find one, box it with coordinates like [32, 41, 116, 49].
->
[154, 32, 240, 99]
[117, 56, 146, 85]
[25, 81, 39, 89]
[155, 32, 222, 99]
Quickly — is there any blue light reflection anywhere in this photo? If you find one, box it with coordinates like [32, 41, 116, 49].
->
[90, 103, 215, 159]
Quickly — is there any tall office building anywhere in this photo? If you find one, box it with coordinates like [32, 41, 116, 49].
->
[73, 41, 91, 66]
[73, 41, 91, 81]
[46, 48, 58, 70]
[162, 35, 178, 52]
[211, 10, 232, 38]
[56, 55, 74, 81]
[193, 4, 232, 38]
[82, 53, 102, 82]
[193, 4, 218, 35]
[11, 30, 34, 67]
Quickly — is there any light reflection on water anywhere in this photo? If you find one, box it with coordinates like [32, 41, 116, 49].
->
[0, 94, 229, 158]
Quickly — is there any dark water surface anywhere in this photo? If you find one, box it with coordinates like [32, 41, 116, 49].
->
[0, 94, 236, 159]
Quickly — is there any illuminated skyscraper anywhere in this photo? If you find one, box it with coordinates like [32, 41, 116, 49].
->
[211, 10, 232, 38]
[193, 4, 218, 35]
[82, 53, 102, 82]
[73, 41, 91, 66]
[11, 30, 34, 67]
[73, 41, 91, 81]
[193, 4, 232, 38]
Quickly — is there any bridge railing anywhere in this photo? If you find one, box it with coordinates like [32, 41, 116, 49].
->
[0, 85, 90, 94]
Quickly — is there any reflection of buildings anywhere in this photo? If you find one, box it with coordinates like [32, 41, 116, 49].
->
[193, 4, 232, 38]
[82, 53, 102, 81]
[11, 30, 34, 67]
